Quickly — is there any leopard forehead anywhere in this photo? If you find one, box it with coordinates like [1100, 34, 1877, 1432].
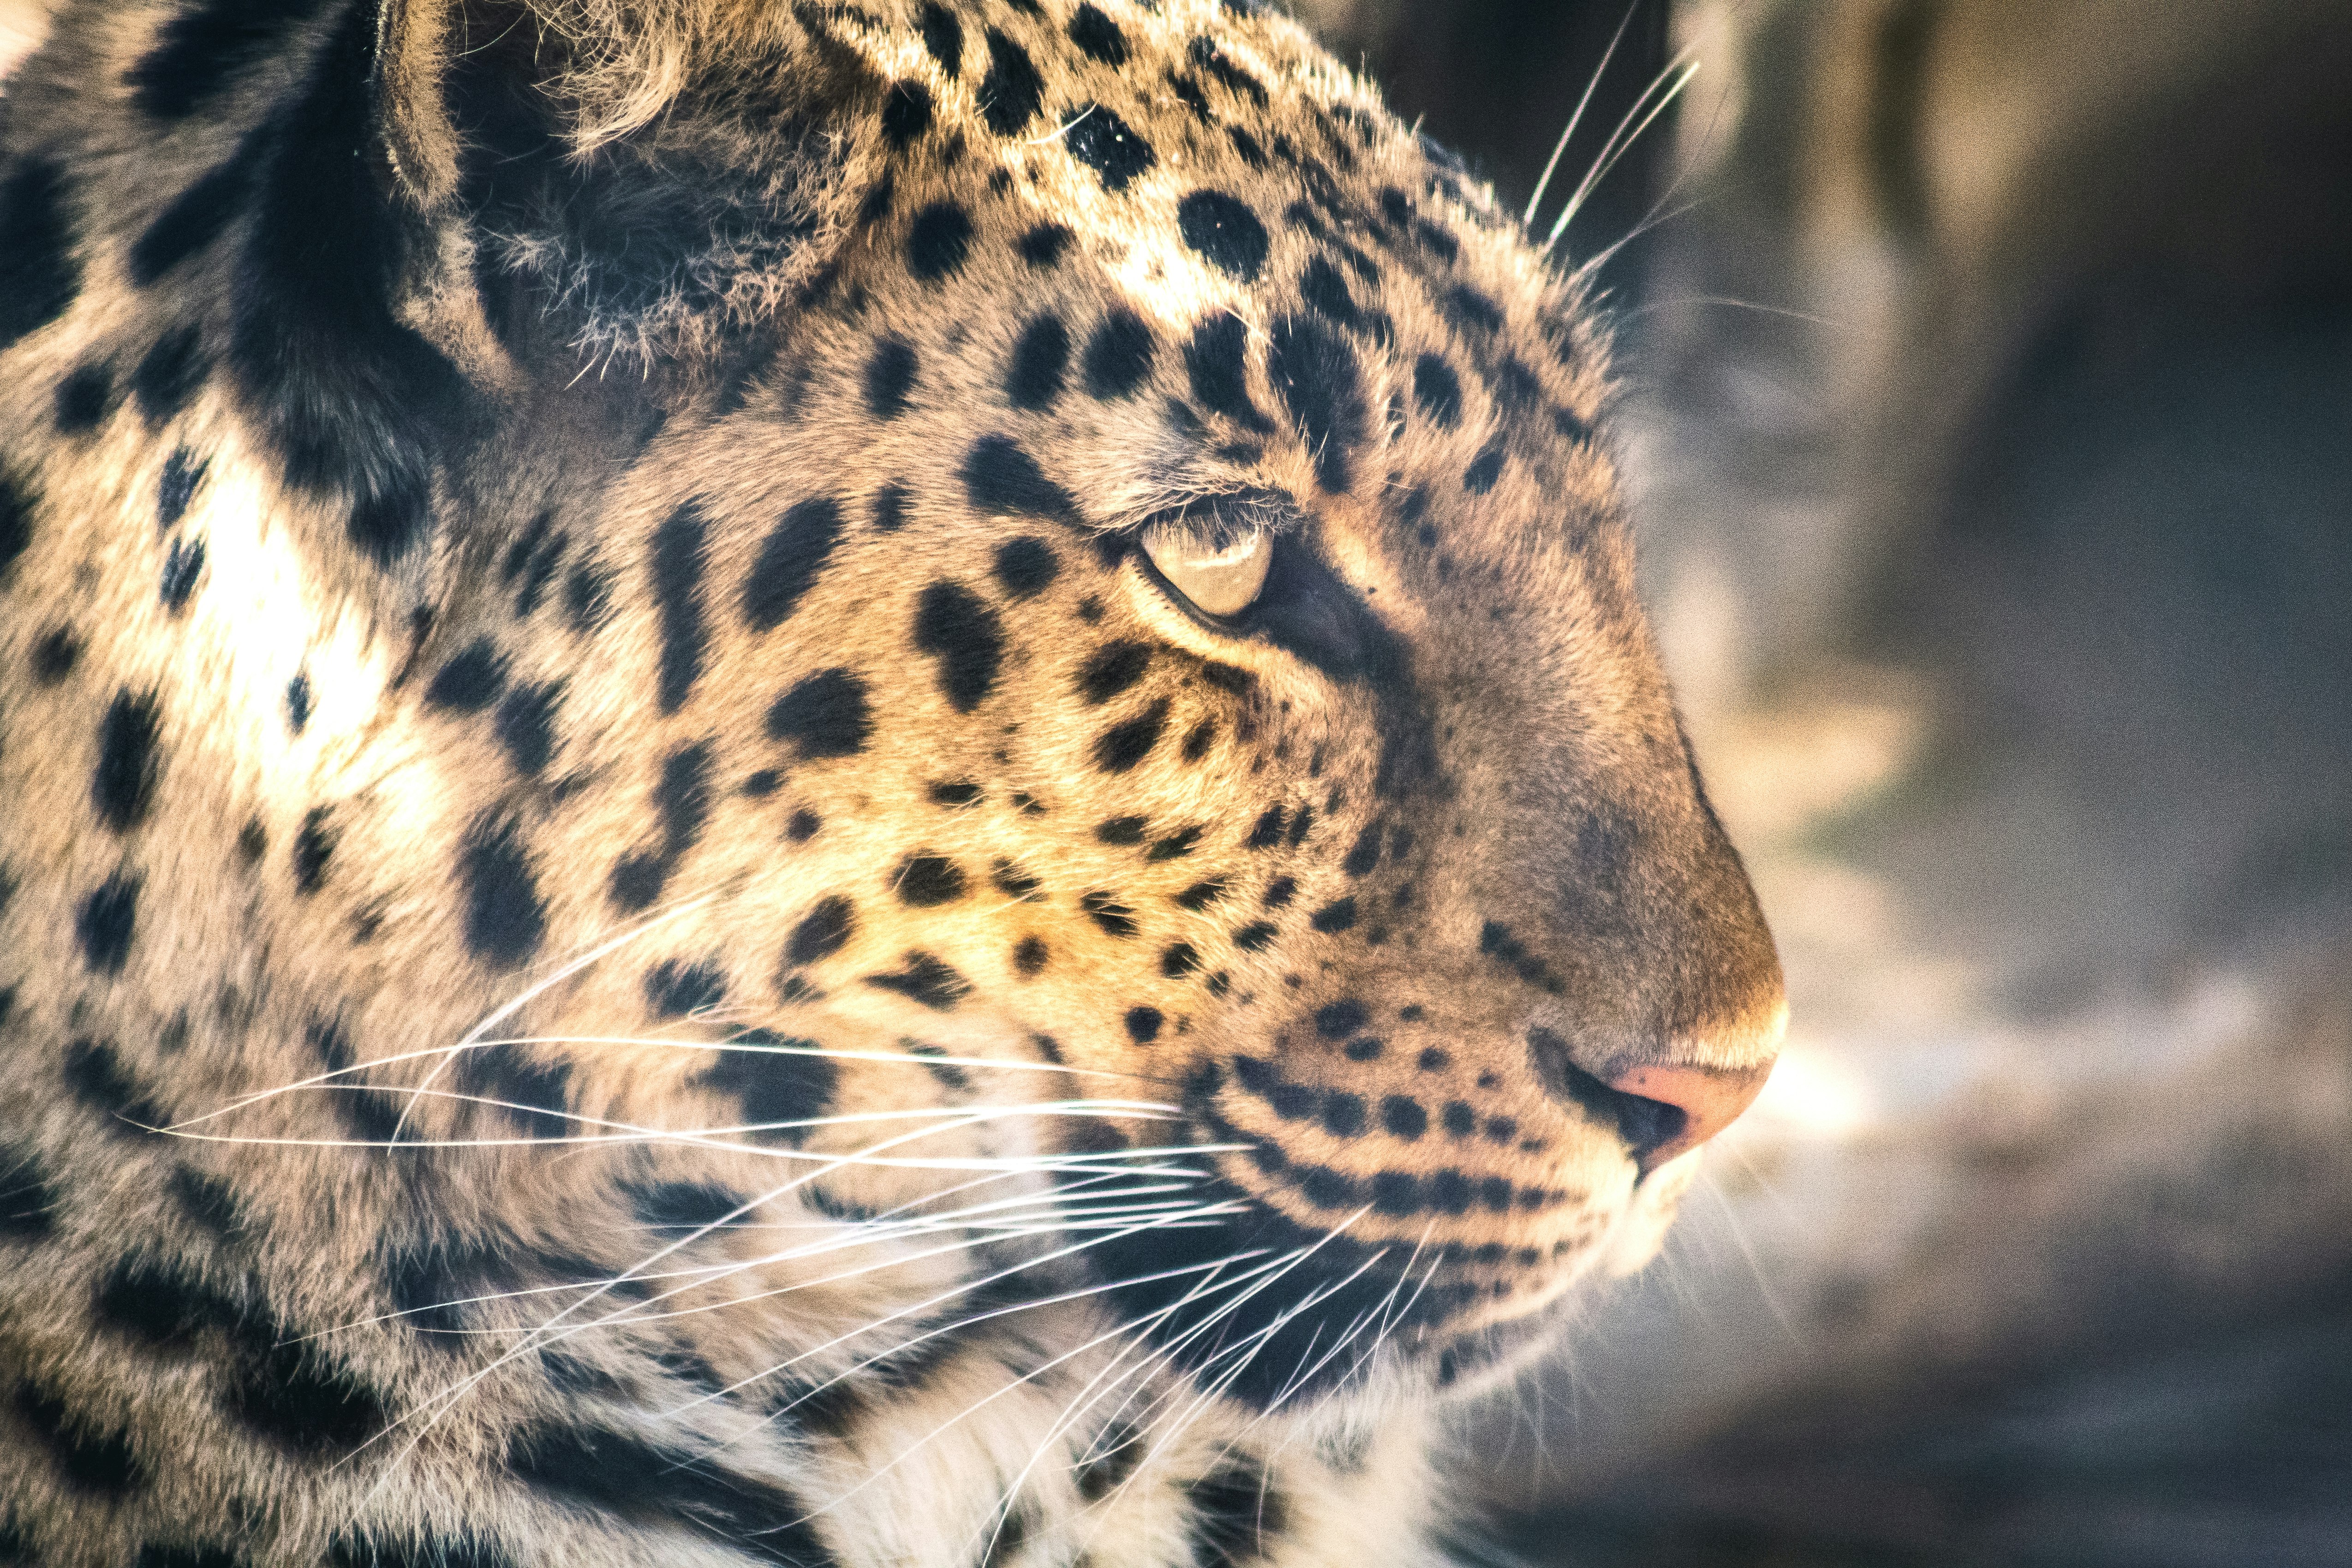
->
[0, 5, 1782, 1555]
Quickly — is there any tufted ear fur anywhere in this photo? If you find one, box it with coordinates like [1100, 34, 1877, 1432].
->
[376, 0, 886, 374]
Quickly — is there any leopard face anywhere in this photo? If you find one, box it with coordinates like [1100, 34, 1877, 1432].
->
[0, 0, 1782, 1560]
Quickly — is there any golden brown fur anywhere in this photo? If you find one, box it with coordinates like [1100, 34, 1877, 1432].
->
[0, 1, 1780, 1562]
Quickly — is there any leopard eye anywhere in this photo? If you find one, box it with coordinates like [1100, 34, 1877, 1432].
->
[1141, 520, 1272, 619]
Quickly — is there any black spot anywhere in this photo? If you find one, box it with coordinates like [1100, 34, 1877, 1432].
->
[1298, 257, 1361, 328]
[0, 1143, 59, 1240]
[788, 810, 822, 841]
[1228, 126, 1268, 169]
[94, 688, 165, 832]
[226, 4, 467, 565]
[459, 815, 545, 967]
[1180, 720, 1217, 763]
[140, 1542, 251, 1568]
[651, 500, 710, 713]
[961, 434, 1081, 523]
[322, 1535, 514, 1568]
[1412, 354, 1462, 428]
[284, 673, 313, 734]
[1185, 312, 1271, 430]
[784, 897, 856, 969]
[237, 818, 267, 864]
[1379, 1096, 1428, 1139]
[769, 668, 873, 758]
[1097, 816, 1148, 846]
[1314, 1001, 1367, 1037]
[507, 1423, 834, 1565]
[702, 1030, 838, 1148]
[913, 581, 1005, 712]
[1148, 826, 1203, 861]
[1308, 898, 1357, 933]
[864, 338, 919, 419]
[130, 158, 254, 286]
[14, 1383, 143, 1496]
[1068, 4, 1128, 64]
[135, 329, 210, 426]
[1080, 309, 1156, 401]
[159, 536, 207, 610]
[1124, 1007, 1164, 1044]
[991, 860, 1042, 900]
[1080, 891, 1139, 938]
[1463, 441, 1506, 495]
[1064, 104, 1156, 193]
[627, 1180, 742, 1233]
[1186, 1460, 1286, 1568]
[908, 200, 975, 281]
[1018, 223, 1076, 268]
[1006, 314, 1071, 411]
[55, 363, 113, 433]
[457, 1043, 572, 1139]
[495, 683, 561, 775]
[872, 482, 911, 531]
[1285, 805, 1315, 847]
[1268, 315, 1369, 493]
[880, 79, 934, 149]
[1322, 1093, 1366, 1137]
[1344, 1037, 1383, 1062]
[1176, 878, 1230, 911]
[991, 536, 1059, 598]
[1160, 943, 1200, 978]
[125, 0, 328, 120]
[1176, 190, 1269, 282]
[1261, 877, 1296, 910]
[1094, 698, 1169, 772]
[928, 781, 982, 807]
[1442, 1101, 1475, 1137]
[645, 960, 725, 1019]
[1188, 37, 1269, 105]
[1441, 284, 1503, 334]
[917, 0, 962, 77]
[1013, 936, 1049, 975]
[1077, 641, 1151, 704]
[744, 497, 845, 632]
[895, 854, 967, 907]
[977, 28, 1044, 135]
[94, 1255, 245, 1349]
[292, 806, 338, 894]
[565, 561, 615, 632]
[424, 639, 507, 712]
[1245, 807, 1286, 849]
[0, 158, 82, 350]
[1371, 1171, 1419, 1216]
[31, 625, 81, 683]
[1231, 921, 1277, 951]
[61, 1037, 163, 1132]
[862, 952, 972, 1011]
[651, 744, 714, 860]
[1341, 823, 1383, 877]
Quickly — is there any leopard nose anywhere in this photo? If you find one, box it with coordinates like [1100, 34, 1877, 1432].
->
[1605, 1061, 1773, 1170]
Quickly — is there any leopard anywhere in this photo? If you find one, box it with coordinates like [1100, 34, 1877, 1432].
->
[0, 1, 1785, 1564]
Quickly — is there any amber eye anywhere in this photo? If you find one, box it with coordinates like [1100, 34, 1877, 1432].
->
[1141, 520, 1272, 619]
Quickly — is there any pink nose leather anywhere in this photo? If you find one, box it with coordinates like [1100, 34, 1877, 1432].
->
[1606, 1061, 1773, 1169]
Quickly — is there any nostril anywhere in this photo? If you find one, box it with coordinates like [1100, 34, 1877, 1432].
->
[1528, 1027, 1770, 1170]
[1554, 1058, 1687, 1165]
[1528, 1027, 1688, 1163]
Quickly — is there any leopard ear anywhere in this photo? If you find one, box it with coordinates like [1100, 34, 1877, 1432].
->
[374, 0, 885, 369]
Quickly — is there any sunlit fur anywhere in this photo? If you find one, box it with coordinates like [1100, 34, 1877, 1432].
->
[0, 1, 1780, 1563]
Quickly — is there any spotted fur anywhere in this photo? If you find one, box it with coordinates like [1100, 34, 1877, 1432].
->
[0, 2, 1783, 1564]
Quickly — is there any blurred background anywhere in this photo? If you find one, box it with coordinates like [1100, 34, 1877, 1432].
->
[8, 1, 2349, 1562]
[1286, 1, 2352, 1562]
